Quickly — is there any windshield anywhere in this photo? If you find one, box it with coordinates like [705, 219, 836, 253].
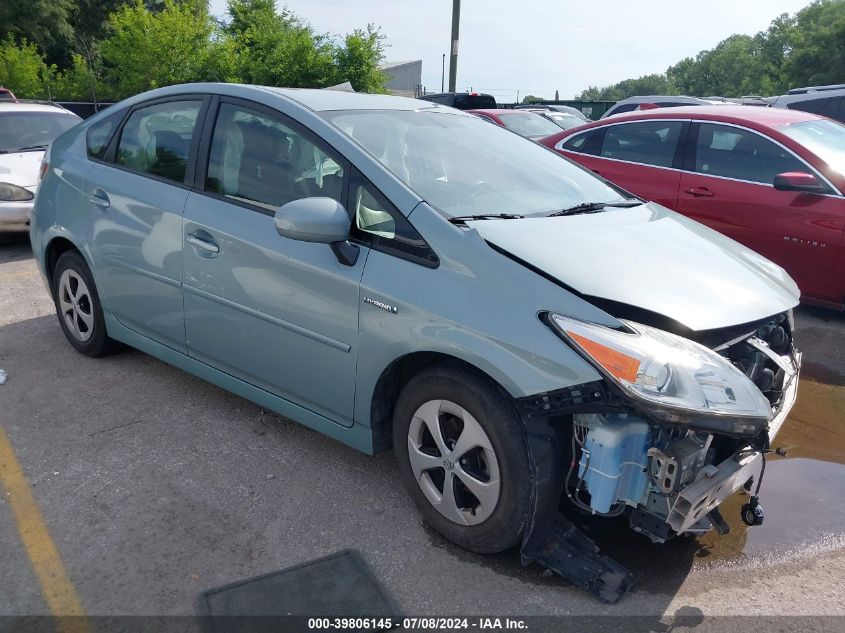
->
[324, 109, 629, 218]
[779, 119, 845, 178]
[497, 112, 562, 138]
[0, 111, 80, 152]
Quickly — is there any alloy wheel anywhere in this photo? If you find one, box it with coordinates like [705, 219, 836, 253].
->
[407, 399, 501, 525]
[58, 269, 94, 343]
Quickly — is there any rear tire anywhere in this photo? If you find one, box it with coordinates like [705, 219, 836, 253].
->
[51, 250, 121, 357]
[393, 362, 531, 553]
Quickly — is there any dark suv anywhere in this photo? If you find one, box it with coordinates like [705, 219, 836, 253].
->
[419, 91, 496, 110]
[770, 85, 845, 123]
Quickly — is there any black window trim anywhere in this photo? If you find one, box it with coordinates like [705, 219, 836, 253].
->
[96, 93, 211, 191]
[192, 94, 352, 218]
[347, 167, 439, 269]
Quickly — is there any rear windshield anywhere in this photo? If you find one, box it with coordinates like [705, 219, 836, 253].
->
[0, 111, 80, 152]
[498, 112, 562, 137]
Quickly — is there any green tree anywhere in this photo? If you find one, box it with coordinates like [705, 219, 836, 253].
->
[100, 0, 234, 98]
[0, 37, 57, 99]
[333, 26, 388, 93]
[225, 0, 335, 88]
[521, 94, 543, 104]
[784, 0, 845, 87]
[578, 74, 676, 101]
[0, 0, 76, 67]
[578, 0, 845, 100]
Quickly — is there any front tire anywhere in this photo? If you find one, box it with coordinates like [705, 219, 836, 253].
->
[51, 250, 121, 357]
[393, 362, 531, 553]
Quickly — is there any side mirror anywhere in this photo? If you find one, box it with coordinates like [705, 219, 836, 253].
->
[274, 197, 350, 243]
[773, 171, 827, 194]
[274, 197, 359, 266]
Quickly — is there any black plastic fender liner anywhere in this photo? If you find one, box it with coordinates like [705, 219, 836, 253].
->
[518, 415, 634, 604]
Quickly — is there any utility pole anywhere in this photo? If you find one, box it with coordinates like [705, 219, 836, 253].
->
[448, 0, 461, 92]
[441, 53, 445, 92]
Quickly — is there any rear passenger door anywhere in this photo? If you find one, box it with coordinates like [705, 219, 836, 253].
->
[558, 120, 686, 208]
[182, 97, 364, 427]
[86, 96, 208, 352]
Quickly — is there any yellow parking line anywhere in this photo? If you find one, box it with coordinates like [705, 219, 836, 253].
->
[0, 426, 91, 633]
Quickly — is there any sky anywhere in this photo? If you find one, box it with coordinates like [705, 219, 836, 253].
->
[208, 0, 811, 100]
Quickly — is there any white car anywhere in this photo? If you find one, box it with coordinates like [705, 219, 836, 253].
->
[0, 101, 81, 232]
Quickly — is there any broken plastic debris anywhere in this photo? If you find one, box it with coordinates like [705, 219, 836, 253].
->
[0, 369, 6, 385]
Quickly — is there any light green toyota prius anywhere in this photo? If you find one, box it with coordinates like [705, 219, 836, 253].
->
[30, 84, 801, 602]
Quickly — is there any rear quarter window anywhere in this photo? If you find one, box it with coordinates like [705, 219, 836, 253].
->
[787, 98, 828, 115]
[560, 127, 605, 155]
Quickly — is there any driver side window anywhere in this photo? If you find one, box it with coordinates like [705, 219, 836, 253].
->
[205, 102, 344, 211]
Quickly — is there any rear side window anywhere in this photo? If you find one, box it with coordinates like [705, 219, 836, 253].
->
[607, 103, 638, 116]
[86, 111, 123, 160]
[115, 100, 202, 183]
[787, 98, 828, 115]
[453, 95, 496, 109]
[600, 121, 684, 167]
[693, 123, 805, 185]
[823, 98, 845, 123]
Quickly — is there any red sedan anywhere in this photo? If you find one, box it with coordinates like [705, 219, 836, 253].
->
[540, 106, 845, 309]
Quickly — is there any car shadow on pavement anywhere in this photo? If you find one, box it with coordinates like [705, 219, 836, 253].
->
[0, 233, 32, 261]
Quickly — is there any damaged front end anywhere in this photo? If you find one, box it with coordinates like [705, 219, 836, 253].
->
[517, 310, 801, 603]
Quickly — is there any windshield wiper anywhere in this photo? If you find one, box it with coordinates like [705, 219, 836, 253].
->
[448, 213, 525, 224]
[13, 144, 49, 152]
[546, 200, 642, 217]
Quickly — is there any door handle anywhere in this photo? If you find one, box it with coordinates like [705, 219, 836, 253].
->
[186, 233, 220, 254]
[684, 187, 715, 198]
[89, 188, 110, 210]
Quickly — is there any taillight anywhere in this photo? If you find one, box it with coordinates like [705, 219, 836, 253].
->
[38, 156, 49, 183]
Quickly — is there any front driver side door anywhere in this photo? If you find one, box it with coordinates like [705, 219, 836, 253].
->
[181, 98, 366, 427]
[676, 122, 844, 303]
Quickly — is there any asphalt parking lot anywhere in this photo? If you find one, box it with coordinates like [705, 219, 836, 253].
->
[1, 233, 844, 618]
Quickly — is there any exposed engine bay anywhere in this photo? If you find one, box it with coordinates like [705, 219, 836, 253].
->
[517, 310, 801, 603]
[565, 310, 799, 540]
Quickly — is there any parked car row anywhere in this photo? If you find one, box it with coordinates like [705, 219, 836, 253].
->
[27, 84, 804, 602]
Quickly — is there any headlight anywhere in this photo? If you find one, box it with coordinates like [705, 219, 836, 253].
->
[0, 183, 34, 202]
[550, 314, 772, 436]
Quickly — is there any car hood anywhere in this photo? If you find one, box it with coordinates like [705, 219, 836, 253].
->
[468, 203, 800, 331]
[0, 151, 43, 188]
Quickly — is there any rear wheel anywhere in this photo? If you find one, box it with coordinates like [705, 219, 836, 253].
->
[51, 250, 121, 357]
[393, 363, 531, 553]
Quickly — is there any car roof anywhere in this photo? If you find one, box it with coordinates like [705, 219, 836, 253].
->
[590, 104, 819, 128]
[257, 86, 440, 111]
[614, 95, 709, 104]
[468, 109, 532, 115]
[0, 102, 75, 114]
[773, 88, 845, 104]
[111, 83, 447, 114]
